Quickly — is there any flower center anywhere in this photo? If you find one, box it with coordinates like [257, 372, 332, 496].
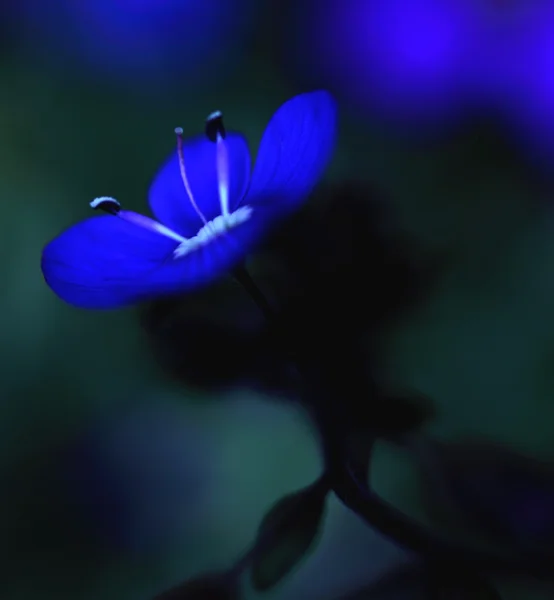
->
[172, 205, 252, 258]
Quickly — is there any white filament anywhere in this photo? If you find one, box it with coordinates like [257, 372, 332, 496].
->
[175, 127, 208, 225]
[89, 196, 188, 244]
[118, 210, 187, 244]
[216, 133, 230, 217]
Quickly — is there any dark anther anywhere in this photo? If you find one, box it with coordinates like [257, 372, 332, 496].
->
[91, 198, 121, 215]
[205, 110, 226, 142]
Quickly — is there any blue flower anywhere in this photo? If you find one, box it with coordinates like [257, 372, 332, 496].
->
[300, 0, 477, 123]
[41, 91, 337, 309]
[303, 0, 554, 145]
[9, 0, 256, 84]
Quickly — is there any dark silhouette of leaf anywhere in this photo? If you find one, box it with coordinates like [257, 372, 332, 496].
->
[332, 562, 501, 599]
[334, 563, 428, 599]
[153, 572, 238, 600]
[251, 476, 329, 591]
[426, 564, 502, 599]
[363, 391, 437, 439]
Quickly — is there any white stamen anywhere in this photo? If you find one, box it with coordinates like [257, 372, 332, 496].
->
[175, 127, 208, 225]
[90, 196, 120, 209]
[216, 132, 230, 217]
[89, 196, 189, 244]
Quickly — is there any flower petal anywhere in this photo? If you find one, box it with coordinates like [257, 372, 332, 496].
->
[42, 208, 271, 309]
[245, 90, 337, 215]
[41, 216, 179, 309]
[148, 132, 251, 237]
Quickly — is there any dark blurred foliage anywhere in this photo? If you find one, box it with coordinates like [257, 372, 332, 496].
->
[262, 181, 443, 334]
[414, 111, 554, 205]
[0, 400, 213, 597]
[141, 181, 441, 436]
[61, 402, 211, 555]
[140, 278, 294, 395]
[418, 438, 554, 556]
[3, 0, 259, 89]
[0, 434, 112, 598]
[257, 181, 444, 434]
[153, 572, 238, 600]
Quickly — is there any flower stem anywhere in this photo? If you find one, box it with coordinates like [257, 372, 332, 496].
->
[233, 265, 276, 322]
[232, 265, 554, 582]
[332, 459, 554, 579]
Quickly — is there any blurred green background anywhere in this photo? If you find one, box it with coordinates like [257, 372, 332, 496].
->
[2, 1, 554, 599]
